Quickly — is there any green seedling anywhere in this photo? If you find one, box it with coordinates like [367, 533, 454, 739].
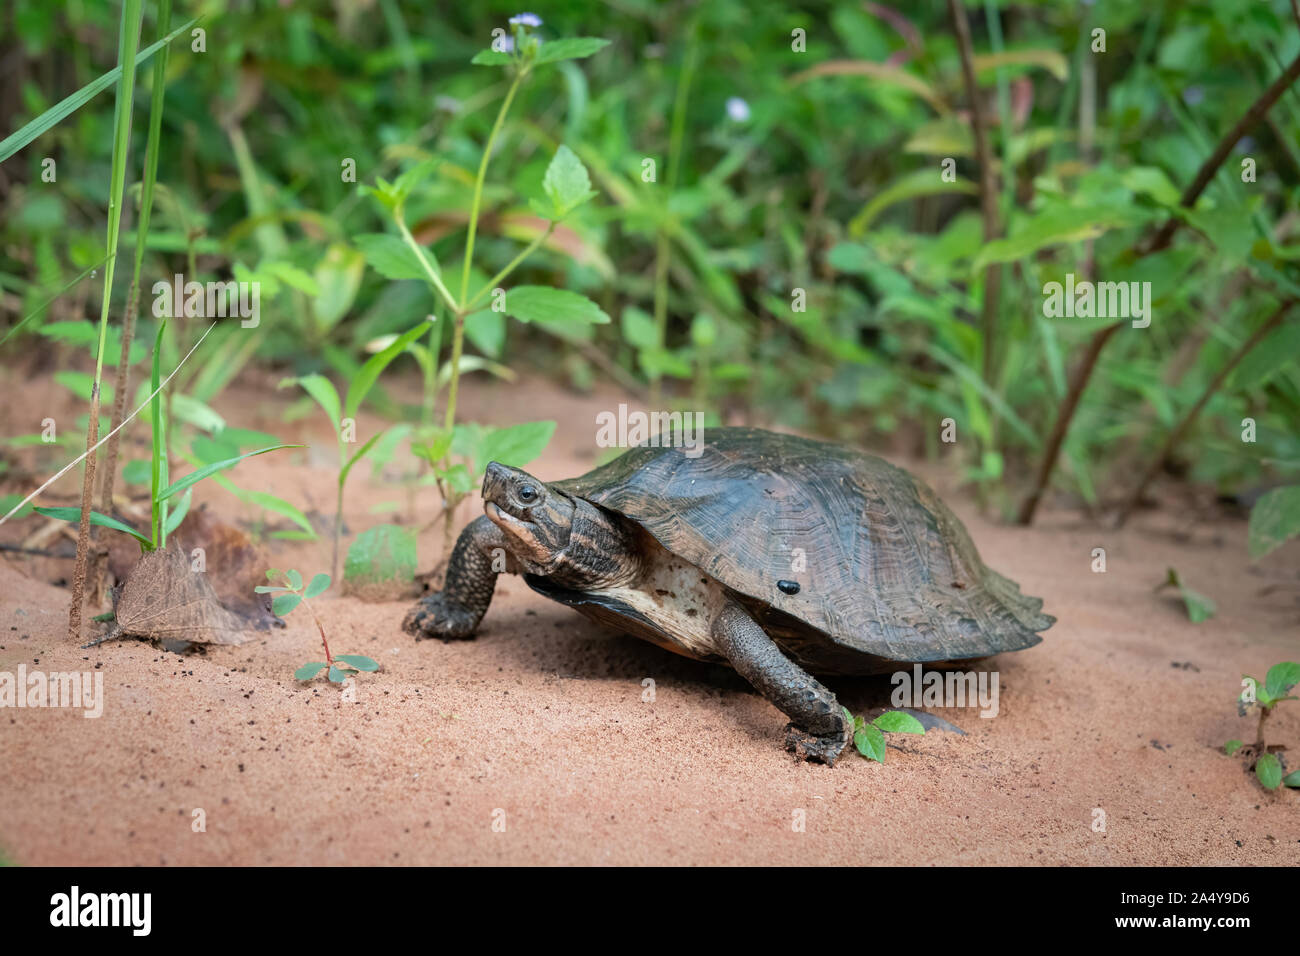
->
[1156, 567, 1216, 624]
[355, 14, 610, 557]
[280, 321, 428, 578]
[260, 569, 378, 684]
[1224, 661, 1300, 791]
[843, 707, 927, 763]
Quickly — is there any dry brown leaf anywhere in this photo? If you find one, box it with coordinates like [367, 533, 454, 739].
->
[93, 543, 251, 647]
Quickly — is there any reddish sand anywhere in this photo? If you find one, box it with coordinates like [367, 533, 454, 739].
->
[1, 368, 1297, 865]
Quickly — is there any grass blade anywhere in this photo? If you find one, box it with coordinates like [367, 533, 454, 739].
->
[156, 445, 303, 502]
[0, 16, 198, 162]
[69, 0, 144, 642]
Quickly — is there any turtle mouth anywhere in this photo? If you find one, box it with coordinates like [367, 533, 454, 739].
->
[485, 500, 535, 532]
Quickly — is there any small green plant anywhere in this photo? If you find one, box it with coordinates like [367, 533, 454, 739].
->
[34, 322, 297, 552]
[1224, 661, 1300, 791]
[258, 569, 378, 684]
[280, 321, 428, 577]
[844, 707, 926, 763]
[355, 13, 611, 557]
[1156, 567, 1216, 624]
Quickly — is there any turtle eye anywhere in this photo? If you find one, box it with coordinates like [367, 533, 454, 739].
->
[517, 484, 538, 504]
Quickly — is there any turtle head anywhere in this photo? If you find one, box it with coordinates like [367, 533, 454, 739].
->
[482, 462, 574, 572]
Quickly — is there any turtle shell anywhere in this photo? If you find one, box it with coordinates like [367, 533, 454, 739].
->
[553, 427, 1053, 673]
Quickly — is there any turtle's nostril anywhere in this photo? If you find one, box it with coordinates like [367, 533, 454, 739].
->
[483, 462, 509, 497]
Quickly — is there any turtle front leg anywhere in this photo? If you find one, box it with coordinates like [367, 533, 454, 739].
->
[403, 515, 512, 641]
[711, 602, 852, 765]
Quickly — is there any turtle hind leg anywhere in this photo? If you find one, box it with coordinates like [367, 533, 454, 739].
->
[711, 601, 851, 765]
[403, 515, 510, 641]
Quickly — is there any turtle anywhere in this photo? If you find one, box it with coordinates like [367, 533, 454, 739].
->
[402, 426, 1053, 765]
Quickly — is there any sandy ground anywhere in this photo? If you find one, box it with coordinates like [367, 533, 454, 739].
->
[0, 366, 1297, 866]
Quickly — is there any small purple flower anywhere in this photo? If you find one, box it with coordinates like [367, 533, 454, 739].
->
[499, 35, 515, 52]
[509, 13, 542, 27]
[1182, 86, 1204, 106]
[725, 97, 751, 122]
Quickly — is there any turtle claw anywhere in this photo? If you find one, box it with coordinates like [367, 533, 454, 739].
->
[783, 721, 852, 766]
[402, 592, 480, 641]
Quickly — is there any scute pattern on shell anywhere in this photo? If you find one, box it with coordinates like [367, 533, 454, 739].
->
[555, 427, 1053, 668]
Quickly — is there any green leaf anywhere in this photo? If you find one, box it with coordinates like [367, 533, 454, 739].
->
[313, 243, 365, 329]
[265, 261, 319, 296]
[0, 16, 199, 163]
[848, 169, 977, 236]
[294, 662, 328, 681]
[163, 488, 192, 536]
[355, 233, 432, 281]
[971, 208, 1139, 271]
[465, 309, 506, 359]
[853, 723, 887, 763]
[1255, 752, 1282, 790]
[334, 654, 378, 672]
[500, 286, 610, 326]
[34, 507, 150, 547]
[1248, 486, 1300, 560]
[481, 420, 556, 470]
[471, 48, 515, 66]
[972, 48, 1068, 82]
[1264, 662, 1300, 701]
[539, 144, 597, 218]
[533, 37, 611, 65]
[872, 711, 926, 734]
[345, 323, 428, 419]
[621, 306, 658, 350]
[340, 430, 387, 490]
[231, 487, 317, 538]
[157, 445, 300, 502]
[344, 524, 418, 588]
[122, 459, 152, 485]
[304, 573, 331, 598]
[281, 374, 341, 438]
[443, 463, 475, 494]
[328, 665, 351, 683]
[1224, 739, 1243, 755]
[286, 569, 303, 590]
[1159, 567, 1216, 624]
[1283, 770, 1300, 788]
[273, 593, 303, 617]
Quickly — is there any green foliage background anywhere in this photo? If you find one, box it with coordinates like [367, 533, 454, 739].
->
[2, 0, 1299, 522]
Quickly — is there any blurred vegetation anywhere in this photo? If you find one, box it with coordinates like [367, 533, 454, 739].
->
[2, 0, 1299, 534]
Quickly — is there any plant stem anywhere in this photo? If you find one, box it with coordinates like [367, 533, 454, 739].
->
[333, 475, 344, 582]
[1254, 704, 1271, 754]
[458, 67, 526, 306]
[101, 0, 171, 522]
[465, 222, 555, 312]
[304, 598, 332, 664]
[1143, 50, 1300, 255]
[70, 0, 143, 640]
[397, 214, 458, 312]
[1017, 51, 1300, 525]
[949, 0, 1002, 385]
[651, 28, 698, 407]
[1116, 301, 1293, 526]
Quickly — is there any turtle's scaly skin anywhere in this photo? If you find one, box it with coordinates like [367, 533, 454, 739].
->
[553, 427, 1053, 675]
[404, 427, 1054, 764]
